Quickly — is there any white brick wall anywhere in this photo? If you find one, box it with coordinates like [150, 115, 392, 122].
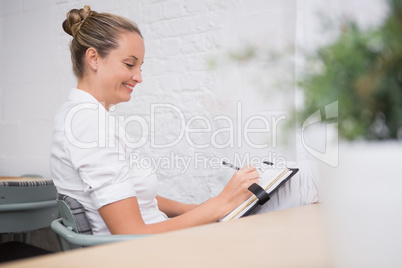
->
[0, 0, 387, 203]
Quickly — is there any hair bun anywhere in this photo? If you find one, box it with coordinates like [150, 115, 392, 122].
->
[62, 5, 94, 37]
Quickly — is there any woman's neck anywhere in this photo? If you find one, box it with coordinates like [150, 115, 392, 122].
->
[77, 78, 110, 111]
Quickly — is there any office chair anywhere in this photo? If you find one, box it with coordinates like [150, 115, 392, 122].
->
[0, 175, 58, 243]
[51, 194, 147, 251]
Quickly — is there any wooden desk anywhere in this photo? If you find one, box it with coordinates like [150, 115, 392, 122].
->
[2, 204, 331, 268]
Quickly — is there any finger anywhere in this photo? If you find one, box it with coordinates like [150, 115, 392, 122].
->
[239, 165, 256, 173]
[243, 171, 260, 182]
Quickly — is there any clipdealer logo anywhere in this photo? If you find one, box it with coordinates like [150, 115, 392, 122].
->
[301, 101, 339, 167]
[63, 101, 287, 160]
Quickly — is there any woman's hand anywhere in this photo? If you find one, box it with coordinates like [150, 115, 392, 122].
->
[218, 165, 260, 213]
[99, 166, 260, 235]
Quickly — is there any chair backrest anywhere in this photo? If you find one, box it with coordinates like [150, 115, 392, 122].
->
[56, 194, 93, 235]
[52, 194, 149, 251]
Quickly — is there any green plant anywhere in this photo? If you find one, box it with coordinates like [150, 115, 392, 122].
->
[297, 0, 402, 140]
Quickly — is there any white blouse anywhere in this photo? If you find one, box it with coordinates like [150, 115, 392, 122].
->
[50, 88, 168, 235]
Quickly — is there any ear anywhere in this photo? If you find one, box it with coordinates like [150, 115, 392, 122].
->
[85, 47, 99, 71]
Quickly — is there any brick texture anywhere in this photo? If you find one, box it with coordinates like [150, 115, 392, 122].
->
[0, 0, 386, 204]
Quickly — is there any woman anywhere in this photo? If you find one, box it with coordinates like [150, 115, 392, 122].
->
[50, 6, 260, 235]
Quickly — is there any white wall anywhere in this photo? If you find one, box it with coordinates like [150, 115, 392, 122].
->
[0, 0, 388, 203]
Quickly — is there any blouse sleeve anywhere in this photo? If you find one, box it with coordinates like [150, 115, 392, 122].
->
[65, 105, 136, 209]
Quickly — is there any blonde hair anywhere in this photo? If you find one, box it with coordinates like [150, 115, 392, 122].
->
[62, 6, 142, 78]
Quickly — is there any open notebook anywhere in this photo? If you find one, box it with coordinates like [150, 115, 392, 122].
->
[219, 167, 299, 222]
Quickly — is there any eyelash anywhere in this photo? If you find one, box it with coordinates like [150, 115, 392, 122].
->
[125, 63, 142, 72]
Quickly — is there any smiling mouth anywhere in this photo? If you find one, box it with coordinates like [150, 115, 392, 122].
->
[123, 83, 134, 91]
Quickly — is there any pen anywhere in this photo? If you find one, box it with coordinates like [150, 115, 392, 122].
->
[222, 161, 240, 170]
[222, 160, 273, 175]
[222, 160, 263, 174]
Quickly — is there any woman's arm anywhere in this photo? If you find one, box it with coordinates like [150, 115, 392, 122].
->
[155, 196, 198, 218]
[98, 165, 259, 234]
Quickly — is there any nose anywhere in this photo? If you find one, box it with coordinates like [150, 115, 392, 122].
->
[132, 70, 143, 84]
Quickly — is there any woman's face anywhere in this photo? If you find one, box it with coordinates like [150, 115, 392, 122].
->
[97, 31, 145, 107]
